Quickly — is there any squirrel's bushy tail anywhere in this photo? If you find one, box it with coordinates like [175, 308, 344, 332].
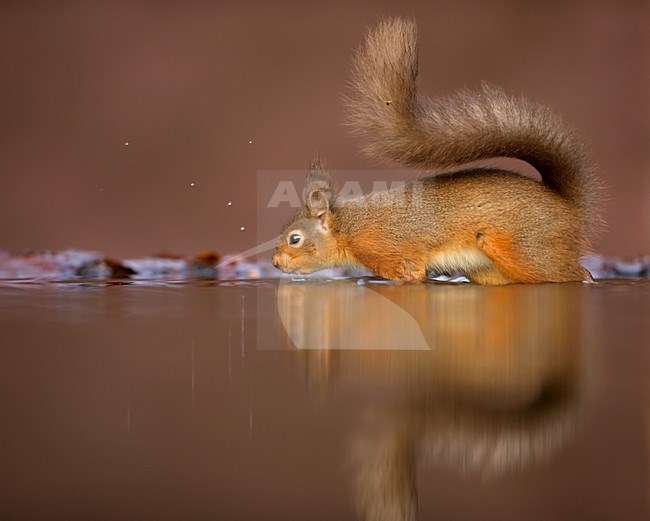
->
[346, 18, 599, 232]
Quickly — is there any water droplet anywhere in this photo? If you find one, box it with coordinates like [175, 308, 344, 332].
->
[240, 226, 246, 231]
[190, 182, 195, 187]
[227, 201, 233, 206]
[124, 141, 130, 146]
[248, 140, 253, 145]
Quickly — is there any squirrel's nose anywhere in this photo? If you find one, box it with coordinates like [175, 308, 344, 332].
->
[271, 254, 280, 268]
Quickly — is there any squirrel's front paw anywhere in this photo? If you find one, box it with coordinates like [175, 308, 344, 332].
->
[378, 261, 427, 282]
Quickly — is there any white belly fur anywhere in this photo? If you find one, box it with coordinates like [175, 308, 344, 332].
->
[428, 247, 493, 274]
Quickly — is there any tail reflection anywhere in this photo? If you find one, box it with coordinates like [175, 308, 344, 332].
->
[276, 281, 587, 521]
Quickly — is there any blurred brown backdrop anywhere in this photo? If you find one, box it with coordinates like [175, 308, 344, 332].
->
[1, 1, 648, 258]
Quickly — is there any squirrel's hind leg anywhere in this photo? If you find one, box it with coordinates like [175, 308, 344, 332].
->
[474, 227, 587, 284]
[474, 228, 545, 284]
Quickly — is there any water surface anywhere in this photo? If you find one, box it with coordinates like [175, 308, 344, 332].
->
[1, 279, 648, 520]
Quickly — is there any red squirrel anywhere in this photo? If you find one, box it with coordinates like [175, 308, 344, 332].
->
[272, 18, 600, 284]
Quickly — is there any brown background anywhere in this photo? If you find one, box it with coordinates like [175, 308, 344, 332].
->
[1, 0, 648, 258]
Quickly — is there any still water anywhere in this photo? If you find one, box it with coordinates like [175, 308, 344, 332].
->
[1, 278, 649, 520]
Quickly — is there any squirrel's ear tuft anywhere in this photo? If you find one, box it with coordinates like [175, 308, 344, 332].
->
[309, 156, 329, 174]
[304, 157, 335, 226]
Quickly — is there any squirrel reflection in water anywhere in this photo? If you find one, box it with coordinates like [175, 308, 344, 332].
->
[277, 281, 587, 521]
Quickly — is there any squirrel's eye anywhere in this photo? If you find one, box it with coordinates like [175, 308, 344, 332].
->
[289, 233, 302, 245]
